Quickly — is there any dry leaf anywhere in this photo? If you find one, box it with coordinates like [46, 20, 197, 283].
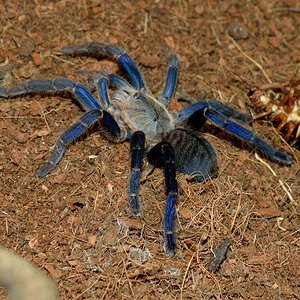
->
[44, 264, 63, 281]
[247, 255, 273, 265]
[164, 36, 175, 49]
[256, 208, 282, 218]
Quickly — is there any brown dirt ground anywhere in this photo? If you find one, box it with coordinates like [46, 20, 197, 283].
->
[0, 1, 300, 299]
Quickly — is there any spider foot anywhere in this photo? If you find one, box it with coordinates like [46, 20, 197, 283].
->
[35, 162, 56, 179]
[165, 232, 176, 257]
[254, 136, 292, 165]
[35, 141, 67, 178]
[129, 195, 141, 216]
[272, 149, 293, 165]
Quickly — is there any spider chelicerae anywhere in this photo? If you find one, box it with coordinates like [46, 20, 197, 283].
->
[0, 42, 292, 256]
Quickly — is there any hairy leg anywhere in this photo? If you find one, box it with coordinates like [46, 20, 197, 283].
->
[159, 51, 179, 105]
[204, 108, 292, 165]
[36, 109, 122, 178]
[0, 78, 102, 111]
[129, 131, 145, 216]
[61, 42, 146, 90]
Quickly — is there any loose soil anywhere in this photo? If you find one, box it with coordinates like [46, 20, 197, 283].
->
[0, 1, 299, 299]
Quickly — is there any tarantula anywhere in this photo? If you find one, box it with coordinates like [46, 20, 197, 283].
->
[0, 43, 292, 256]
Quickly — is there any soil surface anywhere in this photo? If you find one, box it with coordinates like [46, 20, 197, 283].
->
[0, 1, 299, 299]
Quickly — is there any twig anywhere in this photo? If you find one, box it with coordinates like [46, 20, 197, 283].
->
[211, 26, 222, 46]
[73, 276, 101, 300]
[254, 153, 296, 205]
[230, 195, 241, 232]
[180, 253, 195, 300]
[50, 54, 77, 66]
[38, 102, 50, 131]
[228, 35, 272, 83]
[273, 7, 300, 13]
[144, 13, 148, 34]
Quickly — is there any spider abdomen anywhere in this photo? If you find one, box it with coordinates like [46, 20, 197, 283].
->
[148, 129, 218, 182]
[167, 129, 218, 181]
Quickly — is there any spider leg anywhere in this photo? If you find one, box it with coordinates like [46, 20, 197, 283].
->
[147, 142, 178, 257]
[95, 72, 136, 108]
[129, 131, 145, 216]
[36, 109, 122, 178]
[61, 42, 146, 90]
[0, 78, 102, 111]
[203, 108, 292, 165]
[96, 76, 112, 109]
[159, 51, 179, 104]
[103, 72, 134, 91]
[177, 99, 252, 127]
[88, 71, 134, 99]
[162, 143, 178, 257]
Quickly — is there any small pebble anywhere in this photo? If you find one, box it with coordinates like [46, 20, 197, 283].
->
[228, 23, 249, 40]
[18, 38, 35, 57]
[0, 58, 13, 86]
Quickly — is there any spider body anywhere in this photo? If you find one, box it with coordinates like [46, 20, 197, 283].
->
[113, 90, 175, 143]
[249, 80, 300, 144]
[0, 42, 292, 256]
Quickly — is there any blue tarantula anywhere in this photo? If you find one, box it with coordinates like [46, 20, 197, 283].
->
[0, 43, 292, 256]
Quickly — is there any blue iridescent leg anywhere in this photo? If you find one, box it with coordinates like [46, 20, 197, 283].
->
[61, 42, 146, 90]
[160, 51, 179, 104]
[162, 143, 178, 257]
[36, 109, 122, 178]
[178, 99, 252, 126]
[96, 76, 112, 109]
[203, 108, 292, 165]
[87, 72, 134, 107]
[101, 72, 134, 91]
[147, 142, 178, 256]
[129, 131, 145, 216]
[0, 78, 102, 111]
